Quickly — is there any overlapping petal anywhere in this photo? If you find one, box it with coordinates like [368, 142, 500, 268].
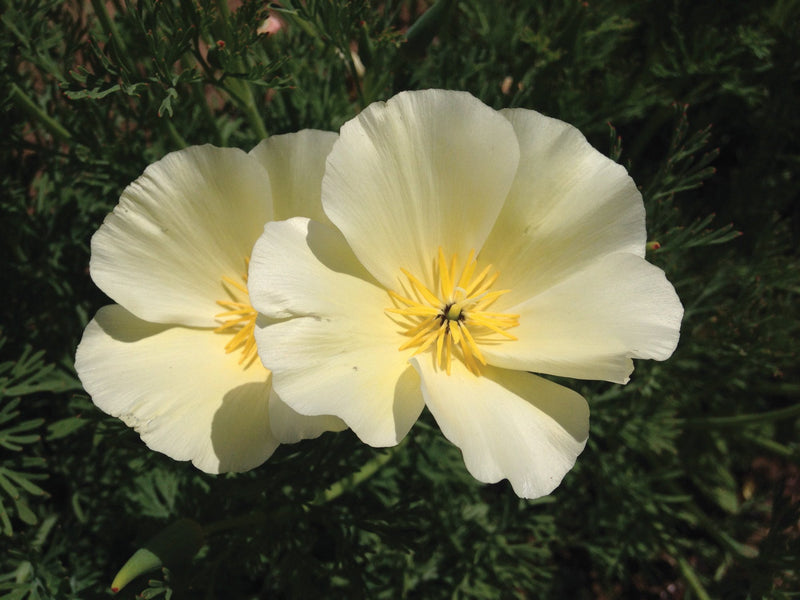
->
[90, 146, 272, 328]
[244, 89, 683, 499]
[257, 318, 423, 447]
[412, 357, 589, 499]
[250, 130, 338, 225]
[75, 305, 277, 473]
[322, 89, 520, 290]
[268, 392, 347, 444]
[249, 217, 380, 319]
[482, 253, 683, 383]
[251, 218, 422, 446]
[480, 108, 647, 307]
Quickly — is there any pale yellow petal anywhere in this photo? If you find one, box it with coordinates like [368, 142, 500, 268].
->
[322, 89, 520, 290]
[412, 357, 589, 499]
[256, 316, 423, 447]
[90, 146, 272, 327]
[75, 304, 277, 473]
[483, 253, 683, 383]
[249, 130, 338, 224]
[481, 108, 646, 307]
[249, 217, 379, 319]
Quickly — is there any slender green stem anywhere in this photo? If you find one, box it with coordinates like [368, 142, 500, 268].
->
[221, 80, 269, 139]
[758, 381, 800, 396]
[182, 54, 223, 146]
[677, 556, 712, 600]
[681, 402, 800, 429]
[312, 446, 401, 505]
[235, 84, 269, 139]
[202, 511, 267, 537]
[9, 83, 72, 142]
[163, 119, 188, 149]
[741, 432, 796, 459]
[211, 0, 269, 139]
[201, 447, 400, 538]
[276, 3, 322, 43]
[681, 501, 758, 558]
[89, 0, 135, 73]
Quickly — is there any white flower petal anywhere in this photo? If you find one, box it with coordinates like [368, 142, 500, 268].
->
[322, 89, 520, 289]
[250, 216, 421, 445]
[412, 357, 589, 499]
[255, 317, 423, 447]
[90, 146, 272, 327]
[75, 304, 278, 473]
[268, 391, 347, 444]
[249, 130, 338, 225]
[484, 253, 683, 383]
[481, 108, 646, 306]
[249, 217, 379, 319]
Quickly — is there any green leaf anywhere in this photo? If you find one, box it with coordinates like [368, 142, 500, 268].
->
[13, 498, 37, 526]
[3, 469, 47, 497]
[46, 417, 88, 441]
[158, 87, 179, 118]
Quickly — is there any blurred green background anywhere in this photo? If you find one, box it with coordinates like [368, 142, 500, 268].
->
[2, 0, 798, 597]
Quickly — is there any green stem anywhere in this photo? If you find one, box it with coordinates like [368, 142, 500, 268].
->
[681, 402, 800, 428]
[757, 381, 800, 396]
[277, 3, 322, 43]
[212, 0, 269, 139]
[201, 448, 400, 538]
[741, 432, 796, 459]
[677, 556, 712, 600]
[236, 84, 269, 139]
[312, 446, 401, 505]
[9, 83, 72, 142]
[183, 54, 223, 146]
[164, 119, 188, 149]
[220, 80, 269, 139]
[202, 511, 267, 537]
[89, 0, 135, 73]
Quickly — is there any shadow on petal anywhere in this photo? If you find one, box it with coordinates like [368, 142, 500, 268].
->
[305, 220, 380, 286]
[491, 369, 589, 443]
[392, 364, 424, 443]
[210, 380, 278, 473]
[93, 304, 172, 342]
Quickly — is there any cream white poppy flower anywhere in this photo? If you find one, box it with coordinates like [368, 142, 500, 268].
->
[75, 132, 345, 474]
[249, 90, 683, 498]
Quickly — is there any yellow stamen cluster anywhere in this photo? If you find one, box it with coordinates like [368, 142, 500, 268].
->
[387, 248, 519, 375]
[214, 260, 258, 367]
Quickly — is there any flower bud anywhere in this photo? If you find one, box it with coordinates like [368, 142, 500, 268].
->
[110, 518, 204, 593]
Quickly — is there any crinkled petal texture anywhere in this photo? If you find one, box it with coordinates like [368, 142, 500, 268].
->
[412, 357, 589, 498]
[322, 89, 520, 289]
[250, 130, 338, 225]
[250, 218, 424, 446]
[75, 305, 277, 473]
[90, 145, 273, 328]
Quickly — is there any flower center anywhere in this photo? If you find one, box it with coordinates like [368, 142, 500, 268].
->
[214, 259, 258, 368]
[387, 248, 519, 375]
